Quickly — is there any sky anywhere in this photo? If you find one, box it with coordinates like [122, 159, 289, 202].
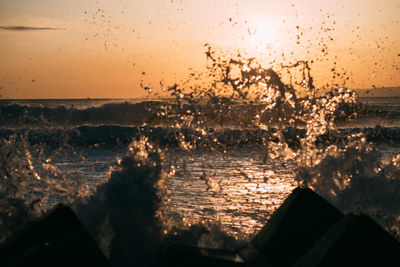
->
[0, 0, 399, 99]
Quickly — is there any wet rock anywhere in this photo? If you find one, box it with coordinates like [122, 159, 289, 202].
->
[293, 214, 400, 267]
[0, 204, 110, 267]
[250, 187, 344, 266]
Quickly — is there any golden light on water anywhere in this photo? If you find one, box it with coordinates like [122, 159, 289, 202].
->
[162, 152, 297, 236]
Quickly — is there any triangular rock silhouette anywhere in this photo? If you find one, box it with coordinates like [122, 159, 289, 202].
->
[249, 187, 344, 266]
[0, 204, 110, 267]
[293, 214, 400, 267]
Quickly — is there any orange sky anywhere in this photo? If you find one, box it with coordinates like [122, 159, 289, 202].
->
[0, 0, 399, 99]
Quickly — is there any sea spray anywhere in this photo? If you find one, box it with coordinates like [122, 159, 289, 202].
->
[72, 136, 242, 266]
[144, 46, 400, 241]
[74, 137, 165, 266]
[297, 136, 400, 240]
[0, 133, 89, 242]
[1, 47, 400, 267]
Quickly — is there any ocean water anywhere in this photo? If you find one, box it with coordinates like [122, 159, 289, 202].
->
[1, 56, 400, 266]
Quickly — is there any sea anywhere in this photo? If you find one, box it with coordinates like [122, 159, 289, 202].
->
[1, 59, 400, 266]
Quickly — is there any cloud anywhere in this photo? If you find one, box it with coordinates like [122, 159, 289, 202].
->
[0, 26, 61, 31]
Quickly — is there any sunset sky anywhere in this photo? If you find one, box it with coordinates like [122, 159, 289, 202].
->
[0, 0, 399, 99]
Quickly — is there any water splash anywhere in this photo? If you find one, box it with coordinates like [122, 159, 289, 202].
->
[74, 137, 166, 266]
[1, 44, 399, 267]
[144, 45, 399, 240]
[0, 133, 89, 242]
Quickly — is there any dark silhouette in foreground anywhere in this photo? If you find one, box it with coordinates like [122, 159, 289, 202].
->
[1, 187, 399, 266]
[0, 204, 110, 267]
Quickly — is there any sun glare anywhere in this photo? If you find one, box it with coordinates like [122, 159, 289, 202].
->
[248, 20, 278, 46]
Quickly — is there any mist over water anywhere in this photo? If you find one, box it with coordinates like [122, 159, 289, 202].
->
[1, 47, 400, 266]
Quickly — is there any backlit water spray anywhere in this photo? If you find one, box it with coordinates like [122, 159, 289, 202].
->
[1, 46, 400, 267]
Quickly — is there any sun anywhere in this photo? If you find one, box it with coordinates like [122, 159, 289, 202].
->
[248, 20, 278, 46]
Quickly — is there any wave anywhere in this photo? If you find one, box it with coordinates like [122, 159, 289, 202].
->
[0, 101, 161, 127]
[2, 98, 395, 128]
[357, 103, 400, 121]
[1, 125, 400, 150]
[2, 131, 399, 266]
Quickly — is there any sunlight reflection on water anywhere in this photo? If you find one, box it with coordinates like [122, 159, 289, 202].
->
[163, 149, 296, 236]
